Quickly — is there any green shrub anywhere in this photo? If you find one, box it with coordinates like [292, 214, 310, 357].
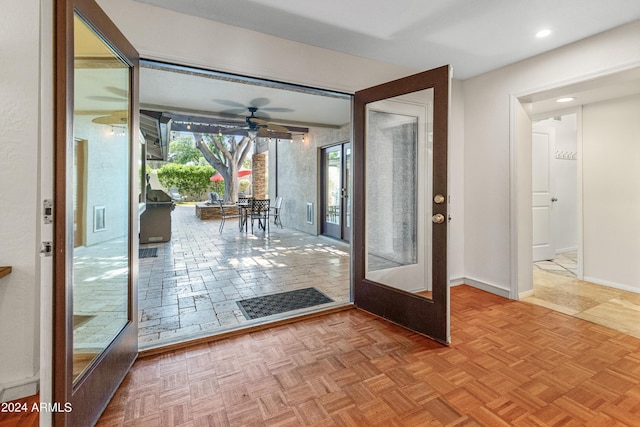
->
[156, 163, 216, 201]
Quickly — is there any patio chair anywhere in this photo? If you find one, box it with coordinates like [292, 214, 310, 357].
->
[270, 196, 283, 228]
[249, 199, 270, 233]
[168, 188, 184, 201]
[217, 200, 240, 233]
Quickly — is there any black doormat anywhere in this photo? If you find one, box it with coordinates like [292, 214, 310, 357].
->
[237, 287, 334, 320]
[139, 247, 158, 258]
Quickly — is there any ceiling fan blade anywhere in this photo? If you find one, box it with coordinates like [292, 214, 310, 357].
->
[248, 97, 270, 108]
[91, 115, 128, 124]
[87, 95, 128, 103]
[105, 86, 128, 98]
[266, 123, 290, 133]
[257, 128, 270, 138]
[248, 117, 268, 126]
[212, 99, 245, 108]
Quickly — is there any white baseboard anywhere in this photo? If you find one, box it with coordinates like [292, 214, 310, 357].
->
[583, 276, 640, 295]
[459, 277, 512, 298]
[0, 374, 39, 403]
[449, 277, 466, 287]
[555, 247, 577, 255]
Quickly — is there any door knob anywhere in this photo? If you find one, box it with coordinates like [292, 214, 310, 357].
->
[551, 197, 558, 202]
[432, 213, 445, 224]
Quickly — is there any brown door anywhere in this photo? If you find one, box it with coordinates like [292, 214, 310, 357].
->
[54, 1, 139, 425]
[352, 66, 451, 343]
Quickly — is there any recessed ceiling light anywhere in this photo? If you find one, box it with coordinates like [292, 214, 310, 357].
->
[556, 97, 575, 103]
[536, 29, 552, 38]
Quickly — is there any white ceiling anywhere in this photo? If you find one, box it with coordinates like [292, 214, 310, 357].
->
[134, 0, 640, 80]
[131, 0, 640, 126]
[140, 65, 352, 127]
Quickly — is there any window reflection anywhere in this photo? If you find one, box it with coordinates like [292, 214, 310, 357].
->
[72, 15, 130, 382]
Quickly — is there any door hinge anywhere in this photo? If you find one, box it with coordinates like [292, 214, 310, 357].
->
[40, 242, 53, 257]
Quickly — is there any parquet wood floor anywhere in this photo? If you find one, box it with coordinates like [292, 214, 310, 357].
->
[96, 284, 640, 426]
[0, 394, 38, 427]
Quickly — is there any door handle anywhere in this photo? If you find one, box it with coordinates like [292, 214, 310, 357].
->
[432, 214, 445, 224]
[551, 197, 558, 202]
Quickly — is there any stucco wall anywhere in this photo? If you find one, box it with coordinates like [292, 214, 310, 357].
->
[269, 126, 351, 235]
[0, 0, 45, 401]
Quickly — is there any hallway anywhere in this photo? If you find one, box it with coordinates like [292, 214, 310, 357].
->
[525, 252, 640, 339]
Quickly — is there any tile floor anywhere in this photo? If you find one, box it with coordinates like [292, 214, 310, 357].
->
[526, 251, 640, 339]
[137, 204, 351, 349]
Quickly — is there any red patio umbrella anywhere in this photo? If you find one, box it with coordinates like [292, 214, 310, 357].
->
[210, 172, 224, 182]
[238, 167, 252, 177]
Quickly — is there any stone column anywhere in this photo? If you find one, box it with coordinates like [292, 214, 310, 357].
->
[252, 153, 267, 199]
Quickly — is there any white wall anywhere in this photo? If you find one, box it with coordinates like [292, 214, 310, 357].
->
[0, 0, 45, 401]
[582, 94, 640, 291]
[463, 20, 640, 297]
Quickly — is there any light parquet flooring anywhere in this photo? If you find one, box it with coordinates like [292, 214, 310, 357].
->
[98, 285, 640, 426]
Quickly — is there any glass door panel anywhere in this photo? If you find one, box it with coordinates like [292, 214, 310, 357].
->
[342, 144, 351, 239]
[322, 143, 351, 241]
[365, 90, 433, 295]
[326, 146, 342, 229]
[54, 2, 139, 424]
[72, 14, 131, 381]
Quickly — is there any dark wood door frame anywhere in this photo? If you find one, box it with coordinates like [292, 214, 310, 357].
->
[54, 1, 139, 425]
[352, 65, 450, 343]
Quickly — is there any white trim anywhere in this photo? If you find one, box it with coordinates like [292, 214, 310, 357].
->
[555, 247, 577, 255]
[509, 61, 640, 304]
[463, 276, 511, 299]
[583, 277, 640, 295]
[0, 375, 39, 403]
[575, 108, 585, 281]
[509, 95, 520, 301]
[449, 276, 466, 287]
[39, 0, 54, 420]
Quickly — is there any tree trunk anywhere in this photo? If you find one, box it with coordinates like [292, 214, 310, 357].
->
[193, 133, 253, 203]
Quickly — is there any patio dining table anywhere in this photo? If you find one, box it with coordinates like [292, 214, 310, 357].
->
[236, 202, 250, 231]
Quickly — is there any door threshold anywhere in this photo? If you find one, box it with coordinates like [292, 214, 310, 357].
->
[138, 303, 354, 358]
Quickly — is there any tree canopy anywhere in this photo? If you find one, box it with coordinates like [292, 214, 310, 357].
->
[194, 133, 253, 203]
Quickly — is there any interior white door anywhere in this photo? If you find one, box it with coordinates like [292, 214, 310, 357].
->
[532, 127, 556, 261]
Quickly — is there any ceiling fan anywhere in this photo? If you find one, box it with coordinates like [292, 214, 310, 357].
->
[91, 110, 128, 125]
[225, 107, 290, 138]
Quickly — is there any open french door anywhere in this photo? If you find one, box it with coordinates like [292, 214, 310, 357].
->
[321, 142, 351, 241]
[54, 1, 139, 424]
[353, 65, 451, 343]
